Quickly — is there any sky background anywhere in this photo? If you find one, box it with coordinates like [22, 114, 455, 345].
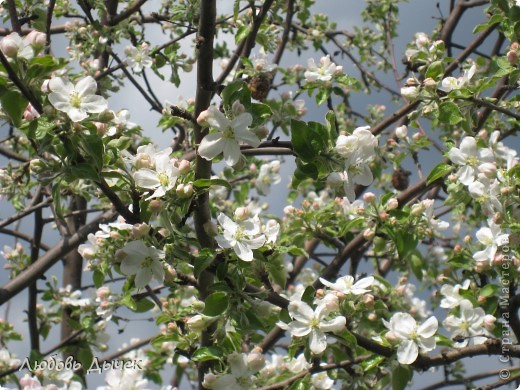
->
[0, 0, 519, 389]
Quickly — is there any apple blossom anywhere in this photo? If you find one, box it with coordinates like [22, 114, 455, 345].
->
[279, 300, 346, 354]
[383, 312, 438, 364]
[473, 219, 509, 264]
[304, 54, 343, 83]
[48, 76, 108, 122]
[124, 43, 153, 73]
[118, 240, 165, 288]
[133, 152, 180, 200]
[215, 212, 266, 262]
[443, 299, 493, 347]
[319, 275, 374, 296]
[198, 104, 261, 166]
[440, 280, 471, 309]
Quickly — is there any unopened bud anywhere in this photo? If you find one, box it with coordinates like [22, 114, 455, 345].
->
[386, 198, 399, 210]
[178, 159, 191, 175]
[363, 192, 376, 203]
[395, 125, 408, 139]
[363, 228, 375, 241]
[149, 199, 162, 213]
[234, 206, 250, 220]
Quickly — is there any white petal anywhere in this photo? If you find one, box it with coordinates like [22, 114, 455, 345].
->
[81, 95, 108, 113]
[215, 235, 233, 249]
[448, 147, 466, 165]
[134, 169, 160, 189]
[289, 301, 314, 322]
[234, 241, 253, 261]
[460, 137, 477, 157]
[288, 321, 311, 337]
[151, 259, 165, 283]
[198, 132, 225, 161]
[397, 340, 419, 364]
[49, 77, 73, 94]
[419, 336, 436, 352]
[309, 329, 327, 354]
[319, 316, 346, 332]
[75, 76, 98, 97]
[134, 268, 152, 288]
[417, 316, 438, 338]
[222, 139, 241, 166]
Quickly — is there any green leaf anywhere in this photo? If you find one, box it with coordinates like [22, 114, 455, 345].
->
[315, 88, 331, 105]
[392, 365, 413, 390]
[426, 162, 452, 185]
[191, 347, 223, 362]
[291, 120, 329, 161]
[121, 295, 137, 311]
[134, 298, 156, 313]
[194, 250, 215, 278]
[250, 102, 272, 126]
[26, 56, 67, 79]
[202, 291, 229, 316]
[77, 346, 94, 370]
[301, 286, 315, 306]
[0, 91, 27, 127]
[480, 284, 499, 298]
[425, 60, 444, 79]
[81, 134, 104, 169]
[193, 178, 232, 190]
[439, 101, 464, 125]
[361, 355, 386, 372]
[93, 269, 105, 288]
[409, 251, 424, 280]
[68, 163, 100, 181]
[221, 80, 250, 110]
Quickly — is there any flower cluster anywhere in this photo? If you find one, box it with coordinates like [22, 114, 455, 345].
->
[328, 126, 378, 201]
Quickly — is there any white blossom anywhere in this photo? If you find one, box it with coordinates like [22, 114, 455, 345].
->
[215, 212, 265, 262]
[319, 275, 374, 296]
[473, 219, 509, 264]
[198, 104, 261, 166]
[280, 300, 346, 354]
[449, 136, 486, 185]
[256, 160, 281, 195]
[304, 55, 342, 83]
[439, 64, 476, 92]
[124, 43, 153, 73]
[48, 76, 108, 122]
[118, 240, 165, 288]
[443, 299, 493, 347]
[133, 151, 180, 200]
[311, 372, 334, 389]
[383, 312, 438, 364]
[439, 280, 470, 309]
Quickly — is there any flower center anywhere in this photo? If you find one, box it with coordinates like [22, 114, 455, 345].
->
[158, 172, 169, 187]
[141, 256, 153, 269]
[309, 317, 320, 328]
[466, 156, 479, 166]
[223, 127, 235, 139]
[69, 91, 82, 108]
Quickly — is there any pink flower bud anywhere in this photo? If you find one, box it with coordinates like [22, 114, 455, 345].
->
[386, 198, 398, 210]
[23, 104, 40, 121]
[178, 159, 191, 175]
[385, 330, 398, 343]
[234, 206, 250, 220]
[25, 30, 46, 51]
[483, 315, 496, 331]
[363, 192, 376, 203]
[97, 286, 110, 299]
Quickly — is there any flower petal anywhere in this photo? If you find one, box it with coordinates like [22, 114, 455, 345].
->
[397, 340, 419, 364]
